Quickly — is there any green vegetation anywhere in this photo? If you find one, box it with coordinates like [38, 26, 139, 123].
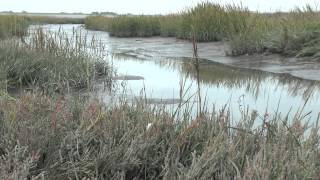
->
[0, 15, 29, 39]
[0, 91, 319, 179]
[0, 26, 110, 93]
[0, 14, 84, 40]
[84, 2, 320, 58]
[86, 15, 161, 37]
[158, 14, 181, 37]
[1, 6, 320, 180]
[84, 15, 112, 31]
[109, 15, 160, 37]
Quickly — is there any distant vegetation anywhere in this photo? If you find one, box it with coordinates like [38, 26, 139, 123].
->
[25, 16, 85, 24]
[107, 15, 160, 37]
[0, 12, 86, 25]
[0, 15, 28, 39]
[84, 15, 111, 31]
[84, 2, 320, 59]
[91, 11, 118, 16]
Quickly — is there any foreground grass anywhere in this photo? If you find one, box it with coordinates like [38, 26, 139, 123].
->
[84, 3, 320, 59]
[0, 92, 319, 179]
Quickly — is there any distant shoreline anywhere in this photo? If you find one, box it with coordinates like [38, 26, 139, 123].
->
[0, 12, 116, 19]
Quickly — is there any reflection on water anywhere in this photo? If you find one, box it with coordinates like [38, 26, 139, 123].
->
[36, 24, 320, 122]
[111, 56, 320, 121]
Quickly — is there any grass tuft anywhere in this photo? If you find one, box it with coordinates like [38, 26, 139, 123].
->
[0, 27, 111, 93]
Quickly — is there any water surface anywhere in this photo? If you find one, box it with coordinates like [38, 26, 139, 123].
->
[36, 24, 320, 122]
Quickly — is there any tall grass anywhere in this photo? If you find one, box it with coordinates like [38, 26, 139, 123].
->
[0, 91, 319, 179]
[84, 3, 253, 42]
[178, 3, 227, 41]
[109, 15, 160, 37]
[84, 2, 320, 58]
[0, 15, 29, 39]
[159, 14, 181, 37]
[0, 27, 111, 93]
[84, 15, 112, 31]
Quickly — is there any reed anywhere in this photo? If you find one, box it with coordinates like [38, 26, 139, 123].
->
[84, 3, 252, 42]
[159, 14, 181, 37]
[108, 15, 160, 37]
[0, 27, 111, 93]
[84, 3, 320, 59]
[0, 15, 29, 39]
[84, 15, 111, 31]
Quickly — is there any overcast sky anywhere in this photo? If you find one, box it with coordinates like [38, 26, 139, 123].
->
[1, 0, 319, 14]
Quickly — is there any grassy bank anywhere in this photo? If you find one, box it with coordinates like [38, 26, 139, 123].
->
[0, 27, 111, 93]
[84, 15, 111, 31]
[84, 3, 320, 58]
[0, 91, 319, 179]
[85, 15, 161, 37]
[84, 3, 254, 41]
[0, 15, 29, 39]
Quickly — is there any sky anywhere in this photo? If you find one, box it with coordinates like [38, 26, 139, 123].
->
[1, 0, 319, 14]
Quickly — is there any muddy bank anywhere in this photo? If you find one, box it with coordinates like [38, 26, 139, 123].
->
[35, 24, 320, 122]
[101, 35, 320, 81]
[40, 24, 320, 81]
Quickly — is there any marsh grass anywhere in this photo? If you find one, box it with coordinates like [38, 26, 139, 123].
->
[0, 90, 319, 179]
[108, 15, 160, 37]
[1, 7, 320, 180]
[84, 3, 254, 42]
[84, 3, 320, 58]
[84, 16, 112, 31]
[0, 15, 29, 39]
[0, 27, 111, 93]
[26, 16, 85, 25]
[159, 14, 181, 37]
